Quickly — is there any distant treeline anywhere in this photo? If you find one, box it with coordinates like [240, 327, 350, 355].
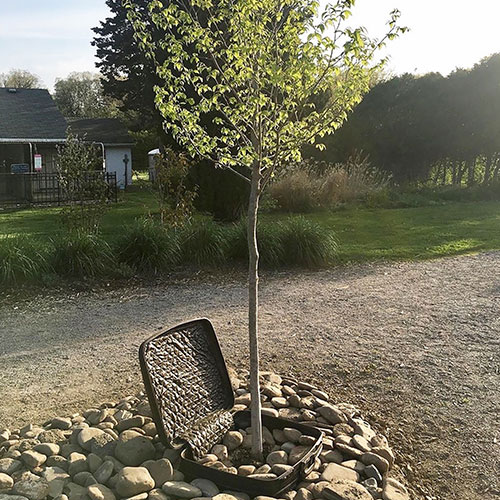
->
[313, 53, 500, 186]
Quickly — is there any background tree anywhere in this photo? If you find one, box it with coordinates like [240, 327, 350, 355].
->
[53, 72, 117, 118]
[0, 69, 43, 89]
[127, 0, 404, 456]
[93, 0, 249, 219]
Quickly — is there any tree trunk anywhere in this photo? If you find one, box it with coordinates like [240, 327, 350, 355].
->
[248, 161, 263, 460]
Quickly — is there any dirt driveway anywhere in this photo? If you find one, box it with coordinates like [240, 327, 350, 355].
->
[0, 253, 499, 500]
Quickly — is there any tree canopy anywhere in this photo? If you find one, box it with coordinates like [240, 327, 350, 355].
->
[53, 72, 117, 118]
[314, 53, 500, 185]
[0, 69, 44, 89]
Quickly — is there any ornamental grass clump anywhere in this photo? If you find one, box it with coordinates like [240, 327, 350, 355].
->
[279, 217, 338, 267]
[179, 220, 228, 267]
[51, 232, 115, 278]
[115, 218, 181, 274]
[0, 236, 50, 285]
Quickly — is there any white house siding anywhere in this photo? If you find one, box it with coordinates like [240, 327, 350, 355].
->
[105, 146, 132, 188]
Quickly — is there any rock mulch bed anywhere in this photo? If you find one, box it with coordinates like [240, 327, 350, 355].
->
[0, 371, 410, 500]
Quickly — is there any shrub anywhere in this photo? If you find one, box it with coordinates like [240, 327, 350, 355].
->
[270, 155, 391, 211]
[179, 220, 228, 266]
[269, 170, 319, 212]
[115, 218, 181, 274]
[279, 217, 338, 267]
[0, 236, 50, 285]
[51, 232, 115, 278]
[227, 219, 285, 267]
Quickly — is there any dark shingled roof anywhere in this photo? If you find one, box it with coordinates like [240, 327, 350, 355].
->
[68, 118, 134, 145]
[0, 88, 68, 140]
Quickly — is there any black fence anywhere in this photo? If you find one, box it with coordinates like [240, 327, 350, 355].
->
[0, 172, 118, 208]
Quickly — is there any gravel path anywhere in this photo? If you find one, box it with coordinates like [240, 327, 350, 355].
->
[1, 252, 499, 500]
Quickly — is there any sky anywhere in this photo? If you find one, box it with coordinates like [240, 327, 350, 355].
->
[1, 1, 500, 90]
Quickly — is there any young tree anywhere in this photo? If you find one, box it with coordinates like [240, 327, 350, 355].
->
[126, 0, 404, 458]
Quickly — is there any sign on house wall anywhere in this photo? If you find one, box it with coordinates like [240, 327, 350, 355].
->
[34, 154, 42, 171]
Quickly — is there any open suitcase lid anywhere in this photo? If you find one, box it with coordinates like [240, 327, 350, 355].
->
[139, 318, 235, 455]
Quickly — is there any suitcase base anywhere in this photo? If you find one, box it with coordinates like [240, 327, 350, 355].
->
[179, 410, 323, 497]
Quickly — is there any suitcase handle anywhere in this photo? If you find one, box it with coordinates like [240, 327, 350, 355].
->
[301, 455, 316, 478]
[300, 433, 323, 479]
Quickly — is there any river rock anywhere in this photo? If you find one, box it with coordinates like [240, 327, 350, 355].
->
[42, 466, 71, 497]
[288, 446, 309, 465]
[68, 453, 88, 476]
[34, 443, 60, 457]
[21, 450, 47, 469]
[147, 489, 169, 500]
[78, 429, 104, 452]
[64, 481, 89, 500]
[361, 453, 389, 474]
[94, 461, 114, 485]
[222, 432, 243, 451]
[295, 488, 313, 500]
[161, 481, 201, 499]
[12, 473, 49, 500]
[266, 450, 288, 466]
[283, 428, 302, 443]
[114, 431, 155, 467]
[52, 418, 73, 431]
[142, 459, 173, 487]
[87, 484, 116, 500]
[0, 473, 14, 491]
[382, 478, 409, 500]
[116, 418, 145, 434]
[317, 405, 345, 425]
[0, 458, 22, 475]
[116, 468, 155, 498]
[190, 478, 219, 497]
[38, 429, 67, 444]
[320, 463, 359, 483]
[323, 480, 372, 500]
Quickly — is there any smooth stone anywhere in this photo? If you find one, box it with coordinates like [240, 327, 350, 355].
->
[123, 494, 148, 500]
[222, 432, 243, 451]
[310, 481, 332, 499]
[12, 473, 49, 500]
[371, 447, 395, 468]
[352, 435, 372, 453]
[0, 496, 28, 500]
[211, 444, 228, 461]
[320, 450, 343, 464]
[271, 397, 289, 409]
[237, 465, 255, 476]
[361, 453, 389, 474]
[254, 464, 271, 474]
[190, 479, 219, 497]
[323, 480, 372, 500]
[34, 443, 60, 456]
[320, 463, 359, 483]
[46, 456, 69, 471]
[94, 461, 114, 485]
[68, 453, 88, 476]
[87, 484, 116, 500]
[116, 468, 155, 498]
[335, 444, 363, 460]
[87, 455, 103, 474]
[116, 417, 145, 433]
[261, 408, 279, 418]
[142, 459, 174, 487]
[283, 428, 302, 443]
[0, 473, 14, 490]
[64, 482, 89, 500]
[42, 466, 71, 497]
[213, 495, 240, 500]
[52, 418, 73, 431]
[266, 450, 288, 466]
[382, 478, 409, 500]
[21, 450, 46, 469]
[115, 431, 155, 467]
[73, 472, 96, 487]
[147, 489, 169, 500]
[221, 491, 249, 500]
[0, 459, 22, 475]
[317, 406, 346, 425]
[295, 488, 313, 500]
[161, 481, 201, 499]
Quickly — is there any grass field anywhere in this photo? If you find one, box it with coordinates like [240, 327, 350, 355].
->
[1, 185, 500, 263]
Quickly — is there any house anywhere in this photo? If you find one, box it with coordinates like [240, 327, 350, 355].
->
[0, 87, 134, 206]
[68, 118, 134, 189]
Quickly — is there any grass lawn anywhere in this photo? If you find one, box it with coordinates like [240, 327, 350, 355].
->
[1, 185, 500, 263]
